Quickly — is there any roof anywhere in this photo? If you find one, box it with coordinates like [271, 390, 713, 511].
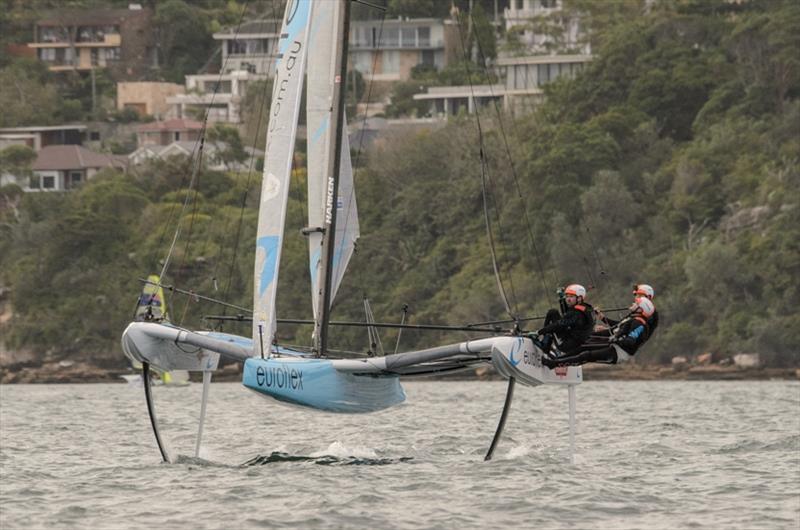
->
[0, 125, 87, 134]
[135, 119, 204, 133]
[496, 54, 592, 66]
[32, 145, 127, 171]
[36, 8, 151, 27]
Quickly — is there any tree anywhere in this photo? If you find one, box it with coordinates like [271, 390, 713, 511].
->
[207, 123, 247, 169]
[154, 0, 214, 83]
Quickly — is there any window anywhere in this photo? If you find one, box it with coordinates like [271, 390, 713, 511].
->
[418, 27, 430, 47]
[205, 80, 232, 94]
[228, 39, 247, 55]
[383, 27, 399, 47]
[549, 62, 560, 80]
[538, 64, 550, 84]
[42, 176, 55, 189]
[174, 132, 181, 141]
[40, 48, 56, 61]
[516, 0, 524, 10]
[401, 27, 415, 48]
[29, 176, 41, 189]
[541, 0, 557, 8]
[381, 50, 399, 74]
[105, 48, 121, 61]
[69, 171, 82, 188]
[90, 131, 101, 141]
[514, 65, 526, 89]
[421, 49, 435, 67]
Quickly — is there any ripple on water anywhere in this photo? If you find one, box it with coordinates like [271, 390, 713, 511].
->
[1, 381, 798, 530]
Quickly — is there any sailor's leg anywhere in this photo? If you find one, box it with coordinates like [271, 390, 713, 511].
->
[543, 346, 618, 368]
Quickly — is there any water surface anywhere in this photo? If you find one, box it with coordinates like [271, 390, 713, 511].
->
[1, 381, 798, 529]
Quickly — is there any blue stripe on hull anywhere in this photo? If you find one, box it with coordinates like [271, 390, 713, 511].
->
[242, 358, 406, 413]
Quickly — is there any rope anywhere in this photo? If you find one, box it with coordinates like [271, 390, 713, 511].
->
[453, 6, 519, 321]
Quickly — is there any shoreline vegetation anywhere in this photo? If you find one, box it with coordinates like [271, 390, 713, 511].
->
[1, 361, 797, 384]
[1, 0, 798, 373]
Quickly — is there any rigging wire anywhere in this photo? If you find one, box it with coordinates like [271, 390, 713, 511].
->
[154, 0, 262, 328]
[218, 2, 282, 320]
[467, 11, 559, 302]
[467, 6, 611, 306]
[346, 4, 387, 332]
[453, 5, 519, 322]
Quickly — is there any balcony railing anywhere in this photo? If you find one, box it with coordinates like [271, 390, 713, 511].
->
[349, 38, 442, 50]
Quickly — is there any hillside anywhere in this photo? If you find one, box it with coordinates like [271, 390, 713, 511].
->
[0, 0, 798, 373]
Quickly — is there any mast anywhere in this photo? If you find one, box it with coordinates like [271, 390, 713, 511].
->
[314, 0, 351, 355]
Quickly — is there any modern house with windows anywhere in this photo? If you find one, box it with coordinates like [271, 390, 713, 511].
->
[504, 0, 589, 55]
[213, 19, 281, 75]
[412, 54, 591, 117]
[349, 18, 454, 82]
[0, 125, 87, 152]
[28, 145, 127, 192]
[166, 71, 267, 125]
[498, 54, 590, 113]
[27, 5, 156, 77]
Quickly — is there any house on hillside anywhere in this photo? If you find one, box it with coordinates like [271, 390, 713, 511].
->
[349, 18, 456, 82]
[213, 19, 281, 75]
[117, 82, 185, 119]
[27, 4, 156, 77]
[0, 125, 88, 152]
[128, 140, 263, 172]
[134, 119, 204, 147]
[413, 54, 590, 117]
[28, 145, 127, 191]
[165, 71, 266, 125]
[504, 0, 589, 55]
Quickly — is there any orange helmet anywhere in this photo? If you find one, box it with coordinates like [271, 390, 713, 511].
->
[564, 284, 586, 299]
[631, 296, 655, 318]
[633, 284, 655, 300]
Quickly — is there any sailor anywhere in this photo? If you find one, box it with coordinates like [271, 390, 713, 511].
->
[596, 283, 658, 335]
[535, 284, 595, 355]
[543, 296, 654, 368]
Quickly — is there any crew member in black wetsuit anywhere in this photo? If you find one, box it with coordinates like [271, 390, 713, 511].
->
[543, 296, 654, 368]
[536, 284, 595, 356]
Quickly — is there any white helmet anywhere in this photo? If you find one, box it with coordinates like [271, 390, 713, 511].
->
[631, 296, 655, 318]
[633, 284, 655, 300]
[564, 284, 586, 299]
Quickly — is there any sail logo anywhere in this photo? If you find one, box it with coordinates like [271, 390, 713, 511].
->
[324, 176, 335, 224]
[270, 40, 302, 133]
[262, 173, 281, 202]
[256, 364, 304, 391]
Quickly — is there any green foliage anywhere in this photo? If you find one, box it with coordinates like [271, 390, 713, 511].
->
[154, 0, 215, 83]
[1, 0, 799, 370]
[207, 123, 247, 168]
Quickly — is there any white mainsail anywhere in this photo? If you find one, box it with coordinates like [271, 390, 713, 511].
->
[253, 0, 313, 352]
[306, 0, 360, 320]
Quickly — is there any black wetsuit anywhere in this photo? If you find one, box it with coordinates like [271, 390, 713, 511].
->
[544, 315, 650, 367]
[538, 302, 595, 355]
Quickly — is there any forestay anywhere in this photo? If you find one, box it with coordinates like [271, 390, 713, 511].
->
[253, 0, 313, 352]
[306, 0, 359, 320]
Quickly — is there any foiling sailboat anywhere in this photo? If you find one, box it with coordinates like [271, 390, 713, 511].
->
[121, 0, 581, 464]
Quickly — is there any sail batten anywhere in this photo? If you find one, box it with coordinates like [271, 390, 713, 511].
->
[252, 0, 313, 351]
